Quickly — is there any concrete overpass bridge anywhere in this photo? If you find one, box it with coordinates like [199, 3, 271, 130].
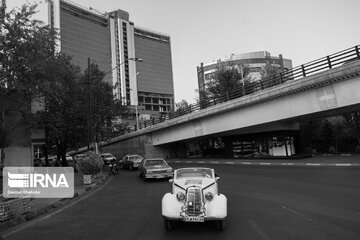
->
[94, 45, 360, 159]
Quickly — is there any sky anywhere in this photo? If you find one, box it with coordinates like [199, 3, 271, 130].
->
[7, 0, 360, 103]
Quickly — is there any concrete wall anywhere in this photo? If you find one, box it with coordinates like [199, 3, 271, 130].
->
[100, 133, 187, 159]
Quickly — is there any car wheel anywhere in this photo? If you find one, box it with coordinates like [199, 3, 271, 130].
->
[119, 163, 123, 169]
[164, 219, 173, 231]
[129, 164, 133, 171]
[217, 220, 225, 231]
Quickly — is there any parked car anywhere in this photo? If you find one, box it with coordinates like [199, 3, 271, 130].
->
[100, 153, 116, 165]
[119, 154, 144, 170]
[139, 158, 173, 181]
[161, 167, 227, 231]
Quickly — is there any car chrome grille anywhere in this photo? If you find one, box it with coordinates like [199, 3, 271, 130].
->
[185, 187, 203, 216]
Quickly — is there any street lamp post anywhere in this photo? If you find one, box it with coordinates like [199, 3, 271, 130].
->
[134, 72, 140, 130]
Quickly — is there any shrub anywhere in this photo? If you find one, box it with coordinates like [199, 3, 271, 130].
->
[76, 151, 103, 175]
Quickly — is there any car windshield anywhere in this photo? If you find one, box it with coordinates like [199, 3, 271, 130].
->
[133, 155, 143, 160]
[144, 159, 165, 166]
[176, 168, 213, 179]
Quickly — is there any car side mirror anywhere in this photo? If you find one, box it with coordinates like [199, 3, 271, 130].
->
[215, 177, 220, 182]
[169, 179, 174, 183]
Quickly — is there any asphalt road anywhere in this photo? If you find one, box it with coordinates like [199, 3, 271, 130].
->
[3, 164, 360, 240]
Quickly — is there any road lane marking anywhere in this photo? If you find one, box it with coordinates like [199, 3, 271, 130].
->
[280, 205, 316, 224]
[281, 163, 294, 165]
[225, 162, 235, 164]
[210, 161, 220, 164]
[197, 161, 205, 164]
[174, 161, 181, 163]
[306, 163, 321, 166]
[242, 162, 251, 165]
[260, 163, 271, 165]
[334, 163, 352, 166]
[248, 220, 271, 240]
[185, 161, 193, 163]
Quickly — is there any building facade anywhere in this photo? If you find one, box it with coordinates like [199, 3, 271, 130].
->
[197, 51, 293, 94]
[45, 0, 174, 123]
[134, 27, 174, 120]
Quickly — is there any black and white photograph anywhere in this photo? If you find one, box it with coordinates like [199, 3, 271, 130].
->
[0, 0, 360, 239]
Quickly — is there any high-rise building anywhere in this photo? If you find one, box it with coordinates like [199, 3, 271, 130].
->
[44, 0, 174, 123]
[134, 27, 174, 117]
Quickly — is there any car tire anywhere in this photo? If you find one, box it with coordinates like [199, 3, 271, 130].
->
[217, 220, 225, 231]
[129, 164, 133, 171]
[164, 219, 173, 231]
[119, 163, 123, 169]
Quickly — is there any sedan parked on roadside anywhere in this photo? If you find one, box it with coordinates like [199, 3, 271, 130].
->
[119, 154, 144, 171]
[100, 153, 116, 165]
[139, 158, 173, 181]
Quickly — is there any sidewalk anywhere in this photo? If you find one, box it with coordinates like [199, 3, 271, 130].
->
[0, 171, 110, 232]
[167, 155, 360, 167]
[28, 171, 108, 211]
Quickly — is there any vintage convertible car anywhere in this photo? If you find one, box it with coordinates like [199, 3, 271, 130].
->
[162, 167, 227, 231]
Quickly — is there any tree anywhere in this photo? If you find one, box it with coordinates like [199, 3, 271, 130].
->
[175, 99, 189, 111]
[34, 60, 129, 166]
[260, 63, 282, 79]
[204, 60, 253, 101]
[82, 63, 129, 145]
[0, 3, 57, 163]
[321, 115, 348, 153]
[33, 53, 86, 166]
[346, 112, 360, 147]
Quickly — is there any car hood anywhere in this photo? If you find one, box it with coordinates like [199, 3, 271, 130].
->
[174, 178, 215, 190]
[144, 164, 170, 170]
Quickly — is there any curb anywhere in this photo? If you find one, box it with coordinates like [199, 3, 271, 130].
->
[167, 160, 360, 167]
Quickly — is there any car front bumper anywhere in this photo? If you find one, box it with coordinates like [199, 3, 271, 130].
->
[145, 172, 173, 179]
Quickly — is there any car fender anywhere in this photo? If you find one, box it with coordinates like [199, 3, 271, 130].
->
[162, 193, 182, 219]
[205, 193, 227, 219]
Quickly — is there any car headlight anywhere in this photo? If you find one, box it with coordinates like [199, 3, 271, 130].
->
[181, 205, 187, 212]
[176, 192, 185, 202]
[205, 192, 214, 201]
[166, 168, 173, 173]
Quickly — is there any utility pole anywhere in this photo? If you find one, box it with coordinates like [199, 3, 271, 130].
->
[87, 57, 92, 150]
